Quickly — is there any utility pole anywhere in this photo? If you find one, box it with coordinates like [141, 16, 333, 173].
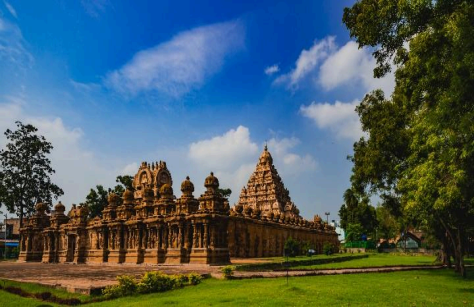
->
[324, 212, 330, 225]
[3, 213, 7, 259]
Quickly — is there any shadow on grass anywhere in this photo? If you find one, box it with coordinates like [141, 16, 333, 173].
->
[423, 267, 474, 281]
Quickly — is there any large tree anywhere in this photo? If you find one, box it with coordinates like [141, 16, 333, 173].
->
[339, 188, 378, 239]
[0, 121, 63, 227]
[344, 0, 474, 276]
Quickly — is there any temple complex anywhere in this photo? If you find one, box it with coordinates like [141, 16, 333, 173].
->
[18, 148, 338, 265]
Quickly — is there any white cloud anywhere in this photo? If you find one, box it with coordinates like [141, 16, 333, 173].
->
[0, 16, 33, 66]
[275, 36, 395, 95]
[300, 100, 364, 141]
[120, 162, 138, 176]
[274, 36, 336, 89]
[187, 127, 317, 205]
[188, 125, 258, 171]
[264, 64, 279, 75]
[267, 137, 317, 175]
[318, 41, 395, 95]
[105, 20, 245, 98]
[0, 98, 117, 211]
[4, 1, 17, 18]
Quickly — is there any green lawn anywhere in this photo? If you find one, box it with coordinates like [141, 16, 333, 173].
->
[1, 268, 473, 306]
[287, 253, 438, 270]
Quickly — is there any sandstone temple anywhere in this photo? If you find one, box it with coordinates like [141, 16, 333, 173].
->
[18, 147, 338, 265]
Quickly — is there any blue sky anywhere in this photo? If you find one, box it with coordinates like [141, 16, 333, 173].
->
[0, 0, 394, 221]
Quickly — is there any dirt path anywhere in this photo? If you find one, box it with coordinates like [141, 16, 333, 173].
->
[232, 265, 444, 279]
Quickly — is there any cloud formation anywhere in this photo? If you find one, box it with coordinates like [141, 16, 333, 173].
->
[267, 137, 317, 175]
[274, 36, 336, 89]
[0, 98, 117, 210]
[300, 100, 364, 141]
[264, 64, 279, 75]
[0, 16, 33, 66]
[188, 125, 258, 171]
[188, 126, 317, 204]
[4, 1, 17, 18]
[319, 41, 395, 95]
[275, 36, 395, 95]
[105, 20, 245, 98]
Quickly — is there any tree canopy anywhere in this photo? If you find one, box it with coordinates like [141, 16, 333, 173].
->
[85, 175, 134, 218]
[0, 121, 63, 227]
[343, 0, 474, 276]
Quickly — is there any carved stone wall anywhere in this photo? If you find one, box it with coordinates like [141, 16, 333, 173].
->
[19, 149, 338, 265]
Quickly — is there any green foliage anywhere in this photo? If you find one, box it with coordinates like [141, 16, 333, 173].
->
[85, 185, 108, 219]
[0, 121, 63, 226]
[221, 265, 236, 279]
[376, 206, 399, 240]
[345, 223, 363, 242]
[102, 271, 203, 298]
[339, 188, 378, 237]
[284, 237, 300, 257]
[116, 175, 134, 191]
[343, 0, 474, 276]
[323, 243, 336, 256]
[85, 175, 134, 218]
[187, 273, 203, 285]
[137, 271, 176, 294]
[102, 275, 138, 299]
[217, 188, 232, 198]
[4, 269, 474, 307]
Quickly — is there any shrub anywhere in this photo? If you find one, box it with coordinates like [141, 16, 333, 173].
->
[172, 274, 188, 288]
[221, 265, 236, 279]
[284, 237, 300, 257]
[137, 271, 175, 294]
[323, 243, 335, 256]
[102, 275, 137, 298]
[188, 272, 203, 285]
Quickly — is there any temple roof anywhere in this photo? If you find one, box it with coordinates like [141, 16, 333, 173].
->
[235, 146, 300, 219]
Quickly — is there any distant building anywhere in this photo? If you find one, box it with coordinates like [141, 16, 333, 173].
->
[330, 221, 345, 242]
[0, 218, 20, 239]
[396, 231, 422, 249]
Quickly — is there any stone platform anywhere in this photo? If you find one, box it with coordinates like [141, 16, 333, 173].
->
[0, 261, 220, 295]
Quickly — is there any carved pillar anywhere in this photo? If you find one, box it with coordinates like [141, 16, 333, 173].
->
[178, 225, 183, 248]
[203, 223, 208, 249]
[192, 224, 198, 248]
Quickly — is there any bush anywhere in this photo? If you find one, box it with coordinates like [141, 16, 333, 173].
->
[323, 243, 336, 256]
[284, 237, 300, 257]
[172, 274, 188, 288]
[137, 271, 177, 294]
[221, 265, 236, 279]
[188, 272, 203, 285]
[102, 275, 137, 298]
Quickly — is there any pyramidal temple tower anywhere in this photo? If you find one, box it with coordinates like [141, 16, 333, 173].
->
[234, 145, 301, 221]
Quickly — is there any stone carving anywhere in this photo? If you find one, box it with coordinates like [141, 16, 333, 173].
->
[19, 148, 338, 265]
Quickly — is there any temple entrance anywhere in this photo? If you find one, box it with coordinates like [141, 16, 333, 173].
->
[67, 235, 76, 262]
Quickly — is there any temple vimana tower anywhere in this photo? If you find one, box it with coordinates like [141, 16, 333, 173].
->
[18, 147, 338, 265]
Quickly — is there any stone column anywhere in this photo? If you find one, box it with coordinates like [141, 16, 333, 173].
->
[203, 223, 208, 249]
[178, 225, 183, 248]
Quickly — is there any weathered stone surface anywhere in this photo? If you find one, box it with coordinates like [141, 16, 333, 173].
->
[18, 147, 337, 265]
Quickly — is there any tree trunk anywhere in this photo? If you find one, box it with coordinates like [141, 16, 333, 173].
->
[19, 204, 24, 228]
[456, 228, 466, 278]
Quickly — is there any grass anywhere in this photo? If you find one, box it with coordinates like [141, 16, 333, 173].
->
[0, 269, 473, 306]
[287, 253, 439, 270]
[0, 255, 472, 306]
[86, 268, 474, 306]
[236, 253, 368, 271]
[0, 279, 90, 301]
